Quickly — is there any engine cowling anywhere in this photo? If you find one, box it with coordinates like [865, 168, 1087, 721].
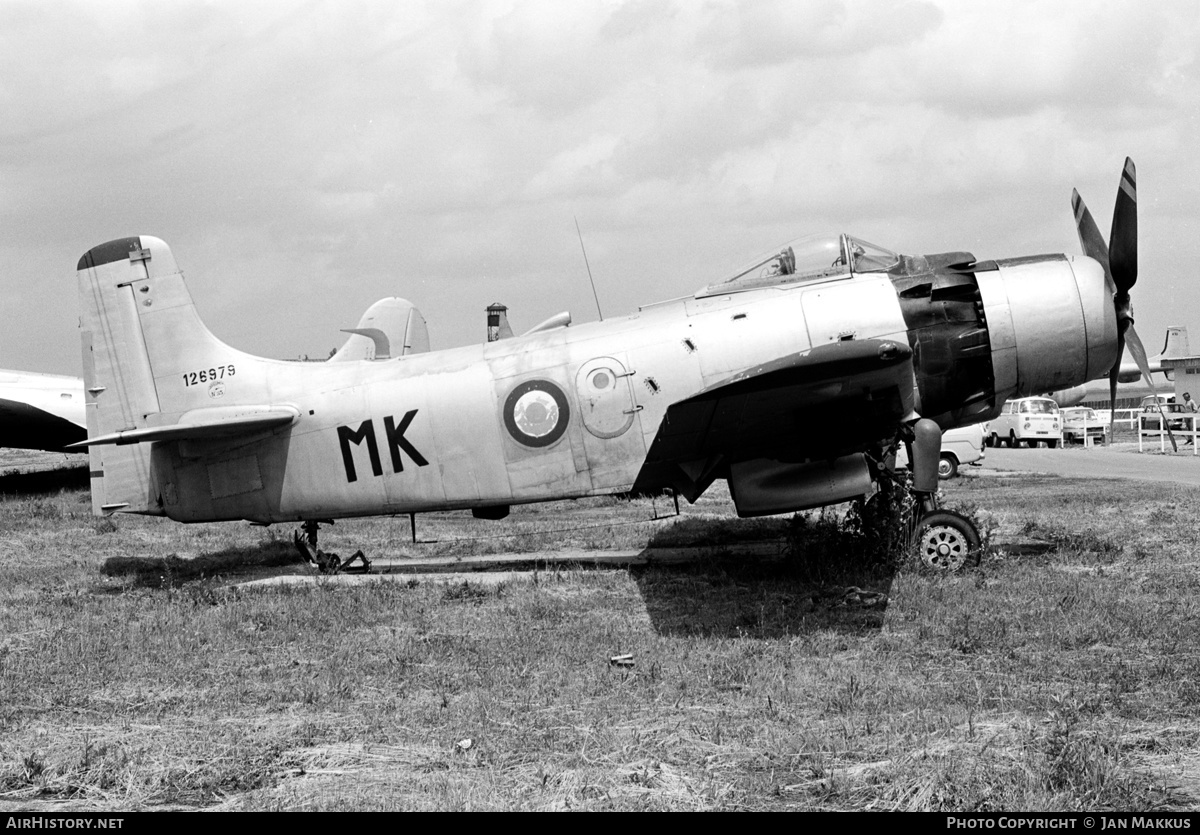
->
[893, 252, 1116, 428]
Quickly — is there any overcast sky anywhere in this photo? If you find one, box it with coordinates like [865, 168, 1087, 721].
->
[2, 0, 1197, 375]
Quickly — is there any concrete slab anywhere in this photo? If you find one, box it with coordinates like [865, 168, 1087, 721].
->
[365, 541, 785, 574]
[235, 571, 526, 589]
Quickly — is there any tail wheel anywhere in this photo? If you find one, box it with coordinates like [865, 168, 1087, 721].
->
[937, 454, 958, 480]
[912, 510, 981, 571]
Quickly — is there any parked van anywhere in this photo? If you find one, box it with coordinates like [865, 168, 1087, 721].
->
[988, 397, 1062, 448]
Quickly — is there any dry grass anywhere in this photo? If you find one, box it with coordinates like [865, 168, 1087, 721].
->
[1, 450, 1198, 810]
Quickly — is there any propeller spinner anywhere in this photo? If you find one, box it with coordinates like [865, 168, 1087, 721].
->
[1071, 158, 1173, 449]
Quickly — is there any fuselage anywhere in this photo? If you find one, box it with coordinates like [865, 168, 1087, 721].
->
[78, 233, 1116, 524]
[151, 272, 910, 522]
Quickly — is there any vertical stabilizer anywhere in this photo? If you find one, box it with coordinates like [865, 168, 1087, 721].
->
[77, 235, 258, 515]
[78, 238, 164, 514]
[1161, 326, 1189, 359]
[332, 297, 430, 361]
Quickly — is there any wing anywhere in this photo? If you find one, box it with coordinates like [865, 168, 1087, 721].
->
[0, 396, 87, 452]
[631, 338, 915, 501]
[0, 371, 86, 452]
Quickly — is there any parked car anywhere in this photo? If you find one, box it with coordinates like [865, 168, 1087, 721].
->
[1060, 407, 1108, 445]
[988, 397, 1062, 448]
[1140, 395, 1193, 432]
[1140, 393, 1176, 412]
[895, 423, 987, 479]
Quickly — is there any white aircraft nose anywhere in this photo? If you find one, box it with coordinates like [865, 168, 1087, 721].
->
[977, 254, 1117, 401]
[1071, 254, 1120, 383]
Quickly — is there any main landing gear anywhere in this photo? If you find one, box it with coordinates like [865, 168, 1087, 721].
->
[911, 508, 981, 571]
[293, 519, 372, 575]
[902, 419, 982, 571]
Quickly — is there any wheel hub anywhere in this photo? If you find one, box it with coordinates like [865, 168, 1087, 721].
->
[919, 525, 968, 569]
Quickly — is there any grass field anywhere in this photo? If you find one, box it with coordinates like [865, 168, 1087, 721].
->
[1, 450, 1198, 811]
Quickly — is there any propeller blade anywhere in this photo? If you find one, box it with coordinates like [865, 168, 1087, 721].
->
[1125, 320, 1151, 378]
[1127, 322, 1177, 452]
[1108, 326, 1125, 439]
[1109, 157, 1138, 293]
[1072, 188, 1110, 271]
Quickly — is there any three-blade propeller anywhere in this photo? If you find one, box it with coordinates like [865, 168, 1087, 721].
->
[1071, 158, 1175, 450]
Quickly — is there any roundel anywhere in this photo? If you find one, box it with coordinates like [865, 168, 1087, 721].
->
[504, 379, 570, 448]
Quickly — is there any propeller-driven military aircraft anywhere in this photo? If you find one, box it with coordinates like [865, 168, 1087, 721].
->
[69, 158, 1144, 570]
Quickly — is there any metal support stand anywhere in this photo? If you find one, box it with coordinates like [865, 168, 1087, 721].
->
[650, 490, 682, 520]
[293, 519, 369, 575]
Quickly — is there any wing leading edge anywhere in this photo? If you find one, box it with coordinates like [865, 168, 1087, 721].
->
[0, 371, 87, 452]
[631, 338, 915, 502]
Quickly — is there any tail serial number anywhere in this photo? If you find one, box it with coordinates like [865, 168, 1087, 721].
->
[183, 364, 236, 386]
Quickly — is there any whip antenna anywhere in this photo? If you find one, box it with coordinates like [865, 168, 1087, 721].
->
[575, 216, 604, 321]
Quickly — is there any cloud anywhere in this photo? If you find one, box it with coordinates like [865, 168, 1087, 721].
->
[0, 0, 1197, 370]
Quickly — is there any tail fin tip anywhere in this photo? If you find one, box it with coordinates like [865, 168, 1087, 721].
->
[77, 237, 145, 271]
[77, 236, 178, 275]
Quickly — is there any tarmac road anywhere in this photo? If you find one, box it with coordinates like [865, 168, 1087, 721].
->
[976, 442, 1200, 486]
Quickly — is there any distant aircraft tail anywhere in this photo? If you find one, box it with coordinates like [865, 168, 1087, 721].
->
[331, 297, 430, 361]
[1160, 326, 1189, 359]
[76, 236, 269, 515]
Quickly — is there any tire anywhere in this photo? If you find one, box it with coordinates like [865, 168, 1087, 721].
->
[937, 454, 958, 480]
[1047, 439, 1059, 449]
[912, 510, 982, 571]
[1009, 431, 1020, 449]
[988, 432, 1000, 448]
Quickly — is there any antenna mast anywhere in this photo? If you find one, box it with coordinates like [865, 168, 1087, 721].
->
[574, 216, 604, 322]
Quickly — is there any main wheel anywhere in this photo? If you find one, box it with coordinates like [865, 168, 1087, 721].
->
[912, 510, 981, 571]
[937, 454, 958, 480]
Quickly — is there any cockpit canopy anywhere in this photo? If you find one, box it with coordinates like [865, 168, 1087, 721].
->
[698, 233, 899, 298]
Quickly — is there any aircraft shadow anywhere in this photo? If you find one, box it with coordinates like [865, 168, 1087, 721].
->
[0, 465, 89, 496]
[631, 556, 896, 639]
[100, 540, 304, 589]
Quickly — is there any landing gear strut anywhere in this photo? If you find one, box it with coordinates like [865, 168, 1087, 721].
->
[293, 519, 372, 575]
[903, 418, 982, 570]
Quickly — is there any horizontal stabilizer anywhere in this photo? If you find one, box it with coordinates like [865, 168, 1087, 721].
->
[339, 327, 392, 359]
[333, 298, 430, 361]
[69, 405, 298, 447]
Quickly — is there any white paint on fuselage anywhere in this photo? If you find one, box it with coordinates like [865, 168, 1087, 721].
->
[154, 272, 911, 523]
